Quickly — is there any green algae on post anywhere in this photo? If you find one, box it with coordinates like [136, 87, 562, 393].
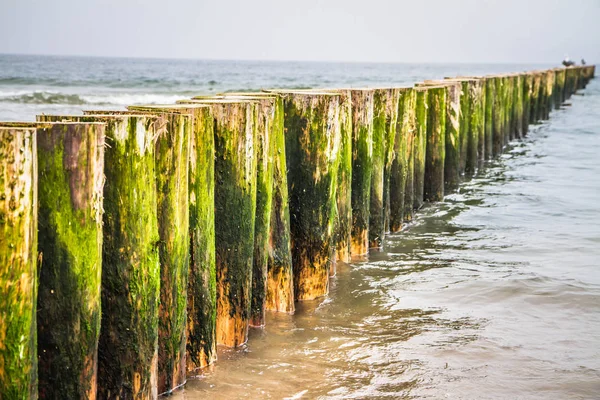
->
[371, 88, 399, 248]
[35, 122, 105, 399]
[0, 125, 38, 400]
[249, 98, 275, 325]
[484, 77, 495, 157]
[423, 86, 446, 202]
[468, 79, 484, 170]
[522, 73, 533, 136]
[491, 76, 505, 155]
[350, 89, 375, 256]
[553, 68, 566, 108]
[216, 94, 295, 313]
[413, 88, 428, 209]
[389, 87, 415, 232]
[65, 113, 161, 399]
[334, 90, 353, 265]
[210, 101, 258, 346]
[178, 99, 261, 342]
[266, 90, 341, 300]
[402, 89, 417, 224]
[441, 81, 462, 188]
[129, 104, 217, 371]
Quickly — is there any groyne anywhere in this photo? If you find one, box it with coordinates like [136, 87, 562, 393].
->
[0, 64, 595, 399]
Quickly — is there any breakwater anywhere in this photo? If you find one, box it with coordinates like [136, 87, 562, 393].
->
[0, 64, 595, 399]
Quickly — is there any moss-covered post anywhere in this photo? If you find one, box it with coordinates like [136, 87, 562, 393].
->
[129, 104, 217, 372]
[466, 80, 483, 175]
[536, 71, 547, 121]
[436, 81, 461, 190]
[34, 122, 105, 399]
[502, 76, 513, 145]
[266, 91, 341, 300]
[371, 88, 399, 248]
[63, 112, 161, 399]
[0, 124, 38, 400]
[402, 89, 417, 224]
[423, 86, 446, 202]
[512, 75, 524, 139]
[413, 88, 428, 209]
[522, 73, 533, 136]
[389, 87, 415, 232]
[213, 94, 294, 314]
[183, 100, 257, 346]
[484, 77, 495, 157]
[553, 68, 566, 109]
[492, 76, 505, 155]
[543, 70, 555, 120]
[331, 90, 352, 266]
[349, 89, 374, 256]
[530, 72, 542, 124]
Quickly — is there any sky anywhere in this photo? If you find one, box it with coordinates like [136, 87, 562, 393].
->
[1, 0, 599, 63]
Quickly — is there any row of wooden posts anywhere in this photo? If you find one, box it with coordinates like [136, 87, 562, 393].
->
[0, 64, 595, 399]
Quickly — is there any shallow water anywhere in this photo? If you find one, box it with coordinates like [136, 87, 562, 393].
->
[175, 82, 600, 399]
[2, 55, 598, 399]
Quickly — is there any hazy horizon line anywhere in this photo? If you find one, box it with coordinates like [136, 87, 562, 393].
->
[0, 51, 563, 66]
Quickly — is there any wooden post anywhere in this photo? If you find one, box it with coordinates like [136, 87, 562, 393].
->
[502, 75, 513, 145]
[423, 86, 446, 202]
[492, 76, 505, 155]
[438, 81, 462, 189]
[349, 89, 375, 256]
[402, 89, 417, 224]
[522, 73, 533, 136]
[543, 70, 555, 120]
[34, 122, 105, 399]
[371, 88, 400, 248]
[553, 68, 566, 109]
[389, 87, 415, 232]
[530, 72, 542, 123]
[0, 123, 38, 400]
[484, 77, 495, 157]
[179, 99, 258, 346]
[512, 75, 524, 139]
[420, 80, 462, 185]
[212, 94, 294, 314]
[263, 91, 341, 300]
[40, 113, 161, 399]
[128, 104, 217, 371]
[413, 88, 428, 209]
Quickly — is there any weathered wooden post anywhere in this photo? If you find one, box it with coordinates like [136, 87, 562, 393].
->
[402, 89, 417, 224]
[34, 122, 105, 399]
[501, 75, 513, 145]
[423, 86, 447, 202]
[522, 73, 533, 136]
[0, 123, 38, 400]
[530, 72, 542, 123]
[484, 77, 495, 157]
[553, 68, 566, 108]
[543, 70, 555, 120]
[185, 96, 282, 321]
[40, 113, 161, 399]
[467, 80, 483, 173]
[492, 76, 505, 155]
[389, 87, 415, 232]
[420, 80, 462, 186]
[413, 87, 428, 209]
[349, 89, 375, 256]
[511, 74, 524, 139]
[372, 88, 400, 248]
[264, 90, 341, 300]
[536, 71, 547, 121]
[213, 93, 294, 314]
[81, 110, 191, 394]
[332, 90, 352, 266]
[179, 99, 258, 345]
[129, 104, 217, 371]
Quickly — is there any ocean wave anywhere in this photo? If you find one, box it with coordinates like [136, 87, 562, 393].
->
[0, 90, 188, 106]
